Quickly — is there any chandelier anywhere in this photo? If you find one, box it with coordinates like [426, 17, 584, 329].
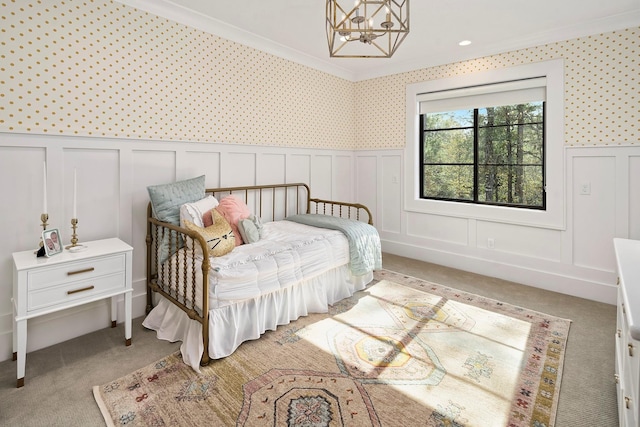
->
[326, 0, 410, 58]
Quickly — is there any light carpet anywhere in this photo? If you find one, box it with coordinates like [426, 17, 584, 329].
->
[94, 269, 571, 426]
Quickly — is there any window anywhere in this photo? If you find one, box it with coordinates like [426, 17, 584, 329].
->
[404, 59, 565, 230]
[420, 100, 545, 209]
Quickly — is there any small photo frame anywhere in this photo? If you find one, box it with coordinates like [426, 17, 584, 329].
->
[42, 228, 63, 257]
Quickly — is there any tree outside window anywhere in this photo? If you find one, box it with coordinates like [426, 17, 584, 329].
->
[420, 101, 545, 209]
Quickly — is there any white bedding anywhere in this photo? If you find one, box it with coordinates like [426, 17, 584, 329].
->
[143, 220, 375, 371]
[208, 220, 350, 306]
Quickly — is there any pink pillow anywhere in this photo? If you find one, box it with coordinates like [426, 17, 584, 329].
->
[214, 195, 251, 246]
[202, 210, 214, 227]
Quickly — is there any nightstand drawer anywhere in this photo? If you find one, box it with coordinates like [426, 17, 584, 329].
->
[27, 254, 125, 290]
[27, 272, 126, 311]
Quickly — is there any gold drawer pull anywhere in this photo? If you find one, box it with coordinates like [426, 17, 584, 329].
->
[617, 276, 620, 285]
[614, 374, 619, 383]
[625, 396, 631, 409]
[67, 285, 95, 295]
[617, 329, 621, 338]
[629, 344, 634, 357]
[67, 267, 95, 276]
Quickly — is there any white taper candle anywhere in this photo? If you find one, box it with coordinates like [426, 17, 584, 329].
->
[73, 169, 77, 218]
[43, 161, 48, 213]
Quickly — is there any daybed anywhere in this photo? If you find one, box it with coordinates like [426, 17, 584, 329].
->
[142, 178, 381, 371]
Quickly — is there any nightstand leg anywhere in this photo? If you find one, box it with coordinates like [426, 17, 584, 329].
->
[110, 296, 117, 328]
[124, 291, 132, 346]
[15, 319, 26, 388]
[12, 301, 17, 360]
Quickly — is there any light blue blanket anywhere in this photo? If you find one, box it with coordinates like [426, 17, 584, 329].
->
[286, 214, 382, 276]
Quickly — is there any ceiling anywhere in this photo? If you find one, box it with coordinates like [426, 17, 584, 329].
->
[120, 0, 640, 81]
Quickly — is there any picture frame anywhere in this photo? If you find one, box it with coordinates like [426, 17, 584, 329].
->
[42, 228, 63, 257]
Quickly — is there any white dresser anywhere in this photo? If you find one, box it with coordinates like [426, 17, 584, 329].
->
[614, 238, 640, 427]
[12, 238, 133, 388]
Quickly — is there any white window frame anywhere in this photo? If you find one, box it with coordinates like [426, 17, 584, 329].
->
[404, 58, 565, 230]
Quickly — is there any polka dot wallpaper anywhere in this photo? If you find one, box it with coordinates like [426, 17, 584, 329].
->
[355, 28, 638, 149]
[0, 0, 356, 148]
[0, 1, 637, 149]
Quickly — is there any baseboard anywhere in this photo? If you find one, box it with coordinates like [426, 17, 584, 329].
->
[0, 279, 149, 364]
[381, 239, 617, 305]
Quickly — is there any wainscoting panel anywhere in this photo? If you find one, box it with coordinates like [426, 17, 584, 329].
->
[406, 212, 469, 245]
[0, 132, 358, 363]
[63, 148, 121, 243]
[476, 220, 562, 261]
[288, 154, 312, 185]
[132, 149, 177, 281]
[311, 155, 333, 201]
[356, 155, 378, 226]
[354, 145, 640, 306]
[334, 155, 353, 202]
[381, 154, 402, 234]
[223, 152, 257, 187]
[182, 150, 222, 188]
[258, 153, 286, 186]
[2, 132, 636, 362]
[571, 155, 617, 270]
[0, 146, 47, 254]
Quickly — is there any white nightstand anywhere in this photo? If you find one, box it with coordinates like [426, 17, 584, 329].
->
[12, 238, 133, 388]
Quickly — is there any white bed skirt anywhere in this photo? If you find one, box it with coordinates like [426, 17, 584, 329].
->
[142, 265, 373, 371]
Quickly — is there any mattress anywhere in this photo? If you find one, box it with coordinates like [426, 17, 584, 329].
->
[208, 220, 350, 306]
[155, 220, 351, 310]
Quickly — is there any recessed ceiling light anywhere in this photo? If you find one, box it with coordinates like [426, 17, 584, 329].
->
[459, 40, 472, 46]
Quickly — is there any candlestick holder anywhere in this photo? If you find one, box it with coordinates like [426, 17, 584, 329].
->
[41, 213, 49, 231]
[35, 213, 49, 254]
[65, 218, 80, 249]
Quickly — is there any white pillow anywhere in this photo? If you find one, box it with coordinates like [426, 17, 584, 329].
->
[180, 195, 219, 228]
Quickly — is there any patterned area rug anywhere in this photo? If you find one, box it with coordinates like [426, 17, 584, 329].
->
[94, 269, 571, 426]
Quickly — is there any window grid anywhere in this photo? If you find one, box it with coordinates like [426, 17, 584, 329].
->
[419, 103, 546, 210]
